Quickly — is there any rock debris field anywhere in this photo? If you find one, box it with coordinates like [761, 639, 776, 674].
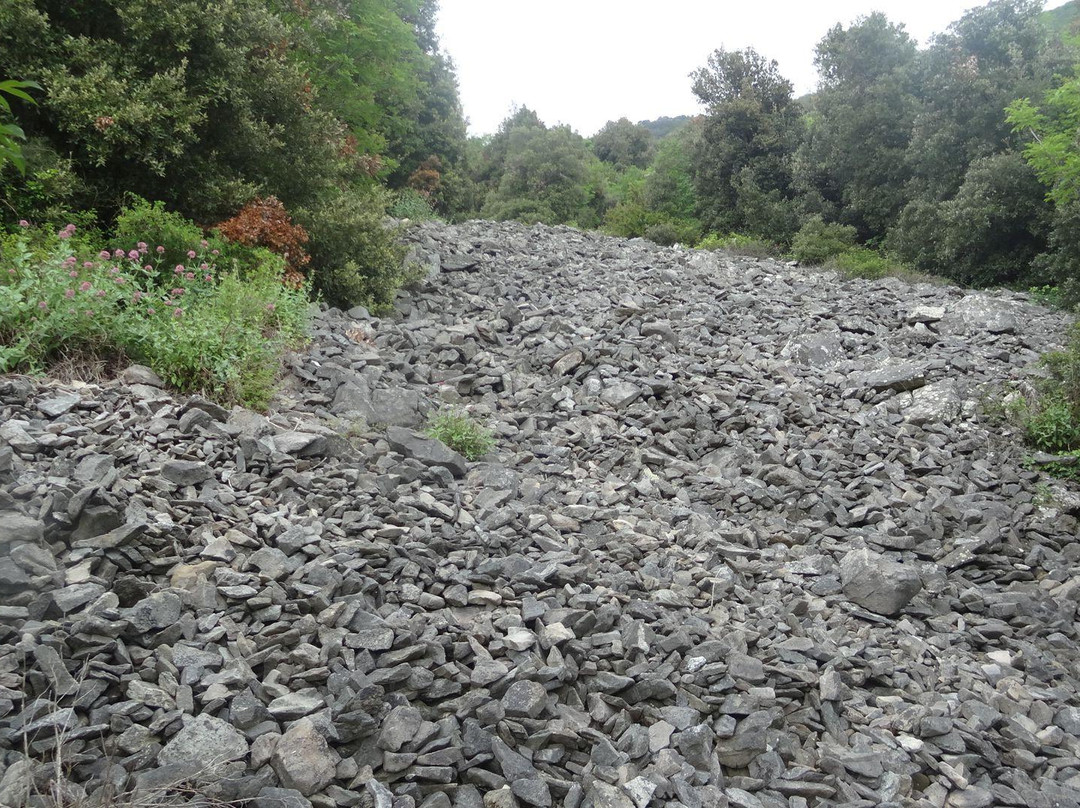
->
[3, 219, 1080, 808]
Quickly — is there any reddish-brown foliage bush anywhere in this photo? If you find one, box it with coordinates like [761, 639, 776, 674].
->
[216, 196, 310, 283]
[407, 156, 442, 198]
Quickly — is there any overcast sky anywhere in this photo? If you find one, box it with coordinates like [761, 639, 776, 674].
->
[436, 0, 1070, 137]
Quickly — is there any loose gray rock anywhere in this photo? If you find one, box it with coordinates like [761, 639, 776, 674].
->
[841, 547, 924, 616]
[158, 714, 249, 770]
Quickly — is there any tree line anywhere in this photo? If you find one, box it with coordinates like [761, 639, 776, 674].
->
[452, 0, 1080, 303]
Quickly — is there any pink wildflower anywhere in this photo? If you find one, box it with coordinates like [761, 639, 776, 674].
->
[211, 249, 219, 256]
[82, 262, 94, 269]
[175, 265, 184, 274]
[127, 250, 139, 260]
[184, 272, 194, 280]
[99, 250, 111, 260]
[266, 303, 276, 312]
[187, 250, 196, 259]
[96, 290, 106, 297]
[156, 245, 165, 254]
[18, 220, 29, 227]
[144, 265, 153, 272]
[172, 307, 183, 318]
[38, 301, 47, 310]
[200, 239, 208, 248]
[113, 249, 124, 259]
[133, 291, 143, 302]
[65, 289, 75, 299]
[204, 274, 212, 282]
[79, 281, 91, 292]
[147, 307, 155, 315]
[200, 263, 209, 270]
[137, 242, 147, 250]
[68, 271, 78, 278]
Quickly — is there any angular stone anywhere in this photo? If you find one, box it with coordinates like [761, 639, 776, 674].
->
[840, 548, 923, 616]
[386, 426, 469, 477]
[161, 460, 214, 486]
[377, 705, 423, 752]
[158, 714, 249, 770]
[271, 717, 339, 796]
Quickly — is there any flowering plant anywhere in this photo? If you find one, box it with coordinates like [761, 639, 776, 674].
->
[0, 221, 308, 407]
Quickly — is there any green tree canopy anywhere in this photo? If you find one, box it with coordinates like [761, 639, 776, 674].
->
[800, 13, 918, 237]
[591, 117, 655, 170]
[690, 47, 802, 240]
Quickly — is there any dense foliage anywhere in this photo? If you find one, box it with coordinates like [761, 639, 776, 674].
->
[455, 0, 1080, 305]
[0, 0, 467, 405]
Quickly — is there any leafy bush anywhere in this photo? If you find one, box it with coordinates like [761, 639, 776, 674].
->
[602, 198, 652, 238]
[826, 247, 896, 279]
[1015, 323, 1080, 457]
[425, 408, 494, 460]
[696, 232, 778, 258]
[112, 198, 214, 280]
[1030, 285, 1064, 308]
[389, 188, 440, 221]
[644, 221, 680, 246]
[215, 196, 311, 283]
[791, 216, 857, 265]
[1023, 395, 1080, 454]
[483, 197, 560, 226]
[0, 78, 38, 174]
[300, 189, 408, 314]
[0, 222, 308, 408]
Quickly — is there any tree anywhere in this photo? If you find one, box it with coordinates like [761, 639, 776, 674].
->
[799, 14, 918, 238]
[905, 0, 1055, 201]
[1009, 42, 1080, 295]
[689, 47, 803, 240]
[888, 0, 1061, 279]
[939, 151, 1050, 284]
[592, 117, 655, 170]
[482, 121, 592, 225]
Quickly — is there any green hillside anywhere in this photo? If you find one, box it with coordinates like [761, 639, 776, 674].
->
[1043, 0, 1080, 35]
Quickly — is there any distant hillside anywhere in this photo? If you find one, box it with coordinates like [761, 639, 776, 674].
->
[637, 115, 691, 139]
[1043, 0, 1080, 36]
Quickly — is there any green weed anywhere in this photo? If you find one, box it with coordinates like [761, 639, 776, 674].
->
[424, 409, 495, 460]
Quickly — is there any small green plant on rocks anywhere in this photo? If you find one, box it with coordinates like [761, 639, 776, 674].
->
[425, 408, 494, 460]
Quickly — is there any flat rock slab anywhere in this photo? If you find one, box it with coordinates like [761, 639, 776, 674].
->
[385, 426, 468, 477]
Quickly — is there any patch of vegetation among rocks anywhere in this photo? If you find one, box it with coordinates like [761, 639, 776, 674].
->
[424, 408, 494, 460]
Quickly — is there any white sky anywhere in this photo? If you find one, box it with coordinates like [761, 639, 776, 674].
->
[436, 0, 1072, 137]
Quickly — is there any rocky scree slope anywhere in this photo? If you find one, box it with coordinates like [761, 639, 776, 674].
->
[1, 219, 1080, 808]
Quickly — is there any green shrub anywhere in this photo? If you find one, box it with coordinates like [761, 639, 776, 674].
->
[696, 232, 778, 258]
[0, 140, 89, 229]
[300, 189, 408, 314]
[389, 189, 440, 221]
[0, 221, 309, 408]
[1015, 323, 1080, 459]
[791, 216, 857, 265]
[482, 197, 560, 226]
[645, 221, 680, 246]
[1030, 285, 1065, 309]
[425, 408, 494, 460]
[602, 199, 652, 238]
[1023, 394, 1080, 454]
[827, 247, 895, 279]
[113, 198, 216, 278]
